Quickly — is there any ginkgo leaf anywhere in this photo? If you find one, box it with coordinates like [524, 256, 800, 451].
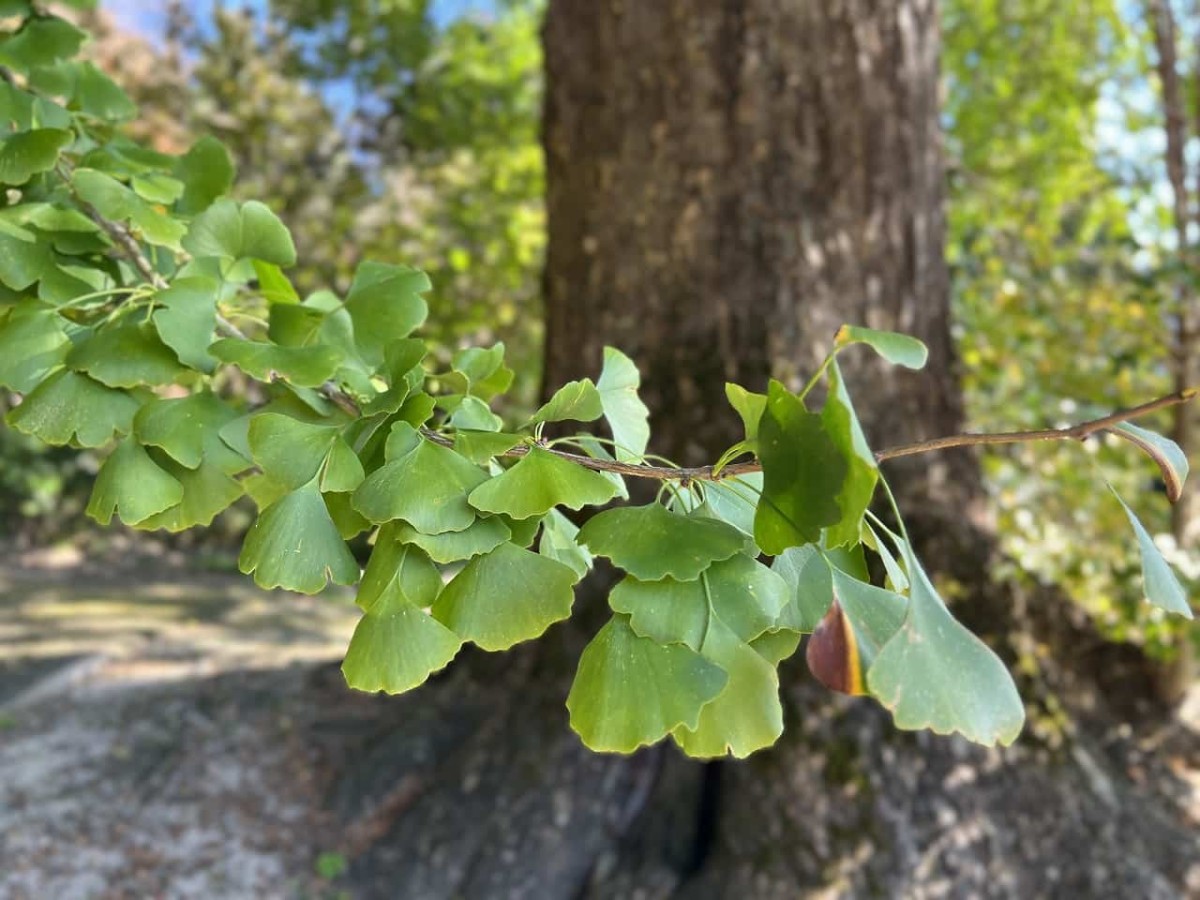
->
[608, 553, 788, 650]
[86, 438, 183, 526]
[597, 346, 650, 462]
[182, 198, 296, 266]
[321, 437, 365, 493]
[754, 380, 847, 554]
[528, 378, 604, 425]
[431, 541, 580, 650]
[834, 324, 928, 369]
[467, 446, 619, 519]
[447, 396, 503, 432]
[1110, 487, 1193, 619]
[725, 383, 766, 445]
[867, 551, 1025, 747]
[770, 544, 834, 632]
[0, 301, 69, 392]
[578, 504, 747, 581]
[67, 322, 185, 387]
[136, 457, 243, 532]
[7, 368, 139, 447]
[862, 521, 909, 592]
[0, 127, 71, 185]
[238, 479, 360, 594]
[342, 583, 463, 695]
[538, 508, 593, 578]
[210, 338, 343, 388]
[152, 277, 219, 372]
[454, 430, 523, 464]
[343, 262, 430, 366]
[392, 517, 510, 564]
[807, 571, 906, 696]
[566, 614, 728, 754]
[821, 360, 877, 547]
[352, 438, 488, 534]
[1112, 422, 1189, 504]
[133, 391, 244, 472]
[357, 524, 444, 611]
[248, 413, 339, 490]
[672, 618, 783, 759]
[750, 629, 802, 666]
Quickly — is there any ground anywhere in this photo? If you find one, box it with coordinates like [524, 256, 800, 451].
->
[1, 539, 1199, 899]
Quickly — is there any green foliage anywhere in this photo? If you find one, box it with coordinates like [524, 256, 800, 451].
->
[0, 7, 1190, 762]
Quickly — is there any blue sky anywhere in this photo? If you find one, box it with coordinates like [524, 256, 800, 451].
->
[106, 0, 493, 37]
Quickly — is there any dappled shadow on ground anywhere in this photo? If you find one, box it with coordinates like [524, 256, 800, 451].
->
[2, 557, 1199, 899]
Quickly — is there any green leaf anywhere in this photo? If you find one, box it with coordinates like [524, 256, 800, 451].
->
[393, 517, 510, 564]
[867, 551, 1025, 747]
[131, 173, 184, 205]
[566, 615, 727, 754]
[1110, 488, 1193, 619]
[579, 504, 747, 581]
[352, 437, 487, 533]
[342, 585, 463, 694]
[467, 446, 620, 519]
[834, 325, 928, 369]
[134, 392, 245, 472]
[72, 168, 186, 250]
[67, 322, 185, 387]
[1112, 422, 1189, 504]
[86, 438, 184, 526]
[750, 629, 802, 666]
[71, 62, 137, 122]
[253, 260, 300, 305]
[431, 542, 580, 650]
[754, 380, 847, 554]
[673, 619, 783, 759]
[174, 136, 235, 215]
[770, 544, 834, 632]
[136, 457, 243, 532]
[0, 17, 87, 73]
[529, 378, 604, 426]
[454, 430, 522, 464]
[821, 360, 878, 547]
[538, 508, 593, 578]
[447, 395, 503, 432]
[725, 383, 766, 445]
[0, 128, 71, 185]
[151, 277, 219, 372]
[343, 262, 430, 366]
[248, 413, 340, 491]
[597, 346, 650, 462]
[182, 198, 297, 266]
[238, 480, 359, 594]
[7, 369, 139, 447]
[862, 522, 909, 592]
[0, 301, 69, 391]
[608, 553, 788, 650]
[450, 343, 513, 400]
[210, 338, 342, 388]
[357, 524, 444, 611]
[322, 438, 365, 493]
[0, 223, 53, 290]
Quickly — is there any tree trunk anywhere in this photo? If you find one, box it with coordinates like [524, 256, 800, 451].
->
[334, 2, 1199, 896]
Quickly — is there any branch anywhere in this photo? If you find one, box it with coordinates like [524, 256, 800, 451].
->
[424, 388, 1197, 481]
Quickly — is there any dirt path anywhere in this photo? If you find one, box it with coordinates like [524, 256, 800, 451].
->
[0, 550, 363, 899]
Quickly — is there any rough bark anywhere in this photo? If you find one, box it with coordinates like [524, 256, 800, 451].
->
[327, 2, 1200, 895]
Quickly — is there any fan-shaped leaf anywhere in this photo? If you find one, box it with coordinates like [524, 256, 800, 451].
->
[539, 508, 593, 578]
[468, 446, 619, 519]
[578, 504, 747, 581]
[597, 347, 650, 462]
[529, 378, 604, 426]
[392, 517, 510, 564]
[86, 438, 183, 526]
[0, 301, 69, 392]
[352, 438, 487, 534]
[210, 338, 342, 388]
[68, 322, 185, 387]
[754, 380, 847, 554]
[1111, 487, 1193, 618]
[566, 615, 727, 754]
[822, 360, 877, 547]
[343, 262, 430, 366]
[834, 324, 928, 369]
[7, 369, 139, 447]
[238, 480, 359, 594]
[431, 541, 579, 650]
[357, 525, 444, 611]
[342, 583, 463, 695]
